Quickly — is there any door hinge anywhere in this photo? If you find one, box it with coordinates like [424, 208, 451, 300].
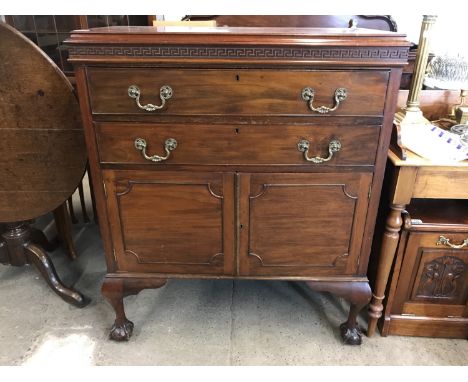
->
[112, 248, 117, 263]
[102, 181, 108, 198]
[368, 184, 372, 199]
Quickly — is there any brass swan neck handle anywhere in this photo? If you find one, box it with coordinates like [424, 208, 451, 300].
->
[301, 87, 348, 114]
[436, 235, 468, 249]
[128, 85, 173, 112]
[297, 139, 341, 164]
[134, 137, 178, 162]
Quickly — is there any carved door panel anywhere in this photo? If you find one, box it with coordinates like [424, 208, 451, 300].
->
[393, 232, 468, 318]
[103, 170, 235, 275]
[237, 172, 372, 277]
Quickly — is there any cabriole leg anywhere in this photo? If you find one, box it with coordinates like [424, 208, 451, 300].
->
[306, 280, 372, 345]
[101, 276, 167, 341]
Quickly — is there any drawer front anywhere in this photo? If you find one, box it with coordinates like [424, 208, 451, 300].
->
[87, 68, 389, 117]
[238, 172, 373, 277]
[103, 170, 235, 275]
[393, 231, 468, 318]
[96, 123, 380, 167]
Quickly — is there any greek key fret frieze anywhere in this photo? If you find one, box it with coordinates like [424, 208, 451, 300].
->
[68, 45, 409, 61]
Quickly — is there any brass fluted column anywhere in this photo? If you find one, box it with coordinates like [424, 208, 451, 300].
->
[393, 15, 438, 160]
[406, 15, 438, 111]
[395, 15, 438, 122]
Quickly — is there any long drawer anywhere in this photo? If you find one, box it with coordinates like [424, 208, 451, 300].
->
[87, 68, 389, 117]
[95, 122, 380, 166]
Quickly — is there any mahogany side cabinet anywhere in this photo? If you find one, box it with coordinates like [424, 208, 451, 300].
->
[67, 26, 409, 344]
[382, 200, 468, 338]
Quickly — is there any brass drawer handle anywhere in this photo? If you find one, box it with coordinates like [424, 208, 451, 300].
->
[436, 235, 468, 249]
[301, 87, 348, 114]
[297, 139, 342, 163]
[128, 85, 173, 112]
[134, 137, 177, 162]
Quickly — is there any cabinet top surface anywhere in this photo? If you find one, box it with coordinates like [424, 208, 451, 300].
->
[66, 26, 409, 66]
[67, 26, 408, 45]
[70, 25, 406, 36]
[389, 147, 468, 167]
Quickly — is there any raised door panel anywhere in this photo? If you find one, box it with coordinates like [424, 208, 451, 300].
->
[103, 170, 234, 275]
[393, 232, 468, 318]
[238, 172, 372, 277]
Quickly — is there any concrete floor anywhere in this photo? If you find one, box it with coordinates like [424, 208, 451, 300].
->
[1, 210, 467, 366]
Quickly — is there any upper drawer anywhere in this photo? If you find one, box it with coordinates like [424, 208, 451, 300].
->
[87, 68, 389, 117]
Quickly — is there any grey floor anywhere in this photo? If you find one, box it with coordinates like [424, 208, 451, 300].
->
[1, 200, 467, 366]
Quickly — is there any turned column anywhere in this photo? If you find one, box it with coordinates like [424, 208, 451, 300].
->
[367, 205, 405, 335]
[367, 166, 416, 336]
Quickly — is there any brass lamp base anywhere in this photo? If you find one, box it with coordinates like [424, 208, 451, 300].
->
[455, 106, 468, 125]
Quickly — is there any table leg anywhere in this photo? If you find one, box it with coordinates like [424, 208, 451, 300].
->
[0, 221, 89, 307]
[26, 243, 90, 307]
[53, 203, 77, 260]
[30, 226, 58, 252]
[367, 203, 405, 336]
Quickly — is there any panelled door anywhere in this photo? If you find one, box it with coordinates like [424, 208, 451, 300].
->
[237, 173, 373, 277]
[103, 169, 372, 278]
[103, 170, 235, 275]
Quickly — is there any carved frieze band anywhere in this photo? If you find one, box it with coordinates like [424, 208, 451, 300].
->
[68, 45, 409, 61]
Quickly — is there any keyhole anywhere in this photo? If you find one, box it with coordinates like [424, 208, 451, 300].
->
[240, 224, 244, 229]
[235, 128, 240, 134]
[236, 74, 240, 81]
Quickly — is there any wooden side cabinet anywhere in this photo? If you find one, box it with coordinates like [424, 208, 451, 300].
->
[381, 200, 468, 338]
[67, 26, 409, 344]
[368, 148, 468, 337]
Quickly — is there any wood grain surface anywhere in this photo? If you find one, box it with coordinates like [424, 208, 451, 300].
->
[87, 68, 389, 117]
[0, 22, 86, 222]
[95, 122, 380, 167]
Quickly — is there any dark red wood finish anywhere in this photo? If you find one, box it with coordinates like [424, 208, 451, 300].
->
[67, 26, 409, 343]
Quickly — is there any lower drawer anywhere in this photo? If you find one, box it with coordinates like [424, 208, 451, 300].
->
[95, 122, 380, 167]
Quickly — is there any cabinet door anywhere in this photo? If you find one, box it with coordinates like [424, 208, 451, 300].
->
[392, 232, 468, 318]
[103, 170, 234, 275]
[238, 173, 372, 277]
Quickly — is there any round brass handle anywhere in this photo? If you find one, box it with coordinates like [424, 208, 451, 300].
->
[301, 87, 348, 114]
[297, 139, 341, 163]
[134, 137, 177, 162]
[128, 85, 173, 112]
[436, 235, 468, 249]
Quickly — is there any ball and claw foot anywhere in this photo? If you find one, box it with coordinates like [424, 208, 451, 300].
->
[340, 323, 363, 345]
[109, 319, 134, 341]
